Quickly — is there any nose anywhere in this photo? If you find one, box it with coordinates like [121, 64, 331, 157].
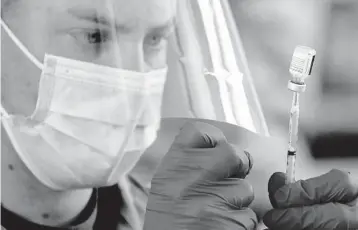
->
[101, 41, 149, 72]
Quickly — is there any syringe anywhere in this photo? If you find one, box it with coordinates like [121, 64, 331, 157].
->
[286, 46, 316, 184]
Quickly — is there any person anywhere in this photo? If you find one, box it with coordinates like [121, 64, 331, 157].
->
[1, 0, 257, 229]
[1, 1, 357, 230]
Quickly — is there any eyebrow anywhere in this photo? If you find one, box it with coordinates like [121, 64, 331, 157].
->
[67, 7, 175, 33]
[150, 18, 175, 34]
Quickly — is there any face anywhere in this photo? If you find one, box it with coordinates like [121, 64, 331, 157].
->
[1, 0, 176, 116]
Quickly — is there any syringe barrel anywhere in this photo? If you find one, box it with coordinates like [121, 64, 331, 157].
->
[286, 153, 296, 184]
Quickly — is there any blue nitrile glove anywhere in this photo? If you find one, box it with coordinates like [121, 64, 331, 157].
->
[144, 121, 258, 230]
[263, 169, 358, 230]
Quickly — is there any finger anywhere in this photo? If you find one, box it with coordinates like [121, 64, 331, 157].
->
[171, 121, 227, 149]
[151, 122, 227, 197]
[268, 169, 358, 208]
[188, 207, 258, 230]
[267, 172, 288, 208]
[172, 120, 253, 176]
[152, 121, 251, 198]
[182, 178, 255, 209]
[206, 143, 252, 180]
[199, 142, 252, 180]
[170, 121, 252, 180]
[230, 144, 254, 177]
[263, 202, 358, 230]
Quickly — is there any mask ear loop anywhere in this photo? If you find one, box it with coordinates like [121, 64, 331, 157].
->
[1, 19, 44, 70]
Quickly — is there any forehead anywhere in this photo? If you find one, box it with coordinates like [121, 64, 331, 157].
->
[26, 0, 176, 29]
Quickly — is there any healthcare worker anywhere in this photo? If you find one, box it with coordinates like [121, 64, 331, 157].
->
[0, 0, 257, 229]
[1, 1, 357, 230]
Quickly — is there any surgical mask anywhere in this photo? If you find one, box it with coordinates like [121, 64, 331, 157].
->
[0, 20, 168, 191]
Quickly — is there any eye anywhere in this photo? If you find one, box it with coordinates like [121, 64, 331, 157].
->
[84, 29, 110, 44]
[70, 29, 110, 45]
[86, 30, 105, 44]
[145, 34, 167, 48]
[69, 28, 112, 56]
[148, 35, 164, 46]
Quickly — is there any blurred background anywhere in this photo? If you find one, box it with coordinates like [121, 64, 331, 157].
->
[229, 0, 358, 159]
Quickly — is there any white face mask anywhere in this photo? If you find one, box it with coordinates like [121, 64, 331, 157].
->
[1, 20, 168, 191]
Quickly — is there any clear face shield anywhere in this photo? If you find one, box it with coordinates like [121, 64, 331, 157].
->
[1, 0, 267, 189]
[1, 0, 172, 190]
[163, 0, 269, 136]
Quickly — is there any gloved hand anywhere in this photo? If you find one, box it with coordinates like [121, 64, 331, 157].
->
[263, 169, 358, 230]
[144, 121, 258, 230]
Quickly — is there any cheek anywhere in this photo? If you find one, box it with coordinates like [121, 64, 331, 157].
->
[2, 67, 40, 116]
[1, 9, 53, 116]
[1, 39, 41, 116]
[146, 47, 168, 69]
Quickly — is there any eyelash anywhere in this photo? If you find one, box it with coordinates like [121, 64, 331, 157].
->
[85, 29, 110, 44]
[71, 28, 172, 53]
[147, 35, 164, 46]
[145, 32, 171, 50]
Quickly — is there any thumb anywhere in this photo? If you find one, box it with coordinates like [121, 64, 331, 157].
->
[269, 169, 358, 209]
[267, 172, 287, 208]
[172, 121, 227, 149]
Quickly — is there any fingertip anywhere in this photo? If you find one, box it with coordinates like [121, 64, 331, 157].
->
[244, 150, 254, 173]
[228, 145, 253, 178]
[268, 172, 287, 208]
[268, 172, 286, 195]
